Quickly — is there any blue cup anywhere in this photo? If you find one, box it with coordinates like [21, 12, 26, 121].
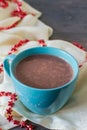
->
[3, 47, 79, 115]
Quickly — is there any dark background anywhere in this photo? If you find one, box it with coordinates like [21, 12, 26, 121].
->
[10, 0, 87, 130]
[25, 0, 87, 49]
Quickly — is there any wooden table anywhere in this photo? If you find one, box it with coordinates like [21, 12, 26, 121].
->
[10, 0, 87, 129]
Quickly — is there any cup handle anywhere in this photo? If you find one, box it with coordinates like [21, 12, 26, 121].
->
[3, 54, 16, 77]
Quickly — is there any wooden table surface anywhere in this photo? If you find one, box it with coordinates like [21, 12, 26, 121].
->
[10, 0, 87, 129]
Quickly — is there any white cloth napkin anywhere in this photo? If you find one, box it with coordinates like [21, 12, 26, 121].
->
[0, 40, 87, 130]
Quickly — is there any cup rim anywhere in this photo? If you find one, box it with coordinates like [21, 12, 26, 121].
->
[11, 46, 79, 91]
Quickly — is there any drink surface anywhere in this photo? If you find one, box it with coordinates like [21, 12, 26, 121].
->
[15, 54, 73, 89]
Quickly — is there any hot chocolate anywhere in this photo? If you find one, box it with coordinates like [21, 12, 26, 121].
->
[15, 54, 73, 89]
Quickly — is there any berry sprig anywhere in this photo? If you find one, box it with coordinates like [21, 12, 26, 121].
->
[11, 8, 27, 19]
[0, 21, 20, 30]
[38, 39, 46, 46]
[73, 41, 85, 51]
[11, 0, 27, 19]
[0, 64, 3, 73]
[0, 91, 33, 130]
[0, 0, 8, 8]
[11, 0, 35, 18]
[8, 39, 29, 55]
